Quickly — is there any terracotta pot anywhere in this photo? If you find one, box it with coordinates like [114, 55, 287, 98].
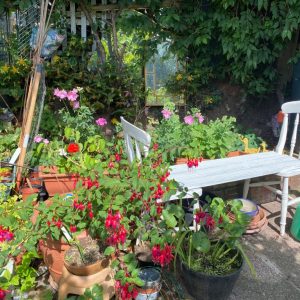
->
[175, 158, 189, 165]
[20, 186, 39, 202]
[38, 166, 78, 196]
[39, 230, 88, 286]
[227, 151, 247, 157]
[64, 257, 110, 276]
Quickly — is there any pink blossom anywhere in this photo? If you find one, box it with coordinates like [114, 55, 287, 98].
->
[184, 115, 194, 125]
[53, 88, 61, 97]
[195, 112, 204, 123]
[43, 139, 49, 144]
[96, 117, 107, 127]
[161, 109, 172, 119]
[73, 101, 80, 109]
[34, 135, 43, 143]
[67, 89, 78, 101]
[54, 89, 68, 100]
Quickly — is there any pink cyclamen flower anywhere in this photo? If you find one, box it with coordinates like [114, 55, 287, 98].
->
[67, 89, 78, 101]
[161, 109, 172, 119]
[34, 135, 43, 143]
[73, 101, 80, 109]
[96, 117, 107, 127]
[195, 112, 204, 123]
[43, 139, 49, 144]
[184, 115, 194, 125]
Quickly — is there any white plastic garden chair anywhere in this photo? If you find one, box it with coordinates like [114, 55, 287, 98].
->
[122, 100, 300, 236]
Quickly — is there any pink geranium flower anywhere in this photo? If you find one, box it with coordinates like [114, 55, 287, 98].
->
[73, 101, 80, 109]
[184, 115, 194, 125]
[96, 117, 107, 127]
[67, 89, 78, 101]
[195, 112, 204, 123]
[53, 88, 61, 97]
[34, 135, 43, 143]
[43, 139, 49, 144]
[56, 89, 68, 100]
[161, 109, 172, 119]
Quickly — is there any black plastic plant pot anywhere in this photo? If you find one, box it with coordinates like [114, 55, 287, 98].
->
[180, 258, 243, 300]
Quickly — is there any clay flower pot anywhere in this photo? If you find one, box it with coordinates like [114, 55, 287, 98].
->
[227, 151, 247, 157]
[38, 166, 78, 196]
[64, 257, 110, 277]
[20, 186, 39, 202]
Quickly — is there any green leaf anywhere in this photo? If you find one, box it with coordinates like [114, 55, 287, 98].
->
[192, 231, 210, 253]
[104, 246, 115, 256]
[162, 210, 177, 228]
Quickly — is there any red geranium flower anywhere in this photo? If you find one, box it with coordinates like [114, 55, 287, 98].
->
[67, 143, 79, 153]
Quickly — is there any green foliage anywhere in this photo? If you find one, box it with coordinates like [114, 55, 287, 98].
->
[118, 0, 300, 96]
[0, 126, 20, 162]
[0, 58, 31, 110]
[185, 116, 239, 159]
[45, 36, 144, 116]
[175, 197, 251, 276]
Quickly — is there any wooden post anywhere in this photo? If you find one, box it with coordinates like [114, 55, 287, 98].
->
[16, 64, 42, 186]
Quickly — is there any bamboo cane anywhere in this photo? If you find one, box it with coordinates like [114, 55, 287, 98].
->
[16, 65, 42, 186]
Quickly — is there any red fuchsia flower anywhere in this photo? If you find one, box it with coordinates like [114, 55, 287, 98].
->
[118, 225, 127, 244]
[205, 215, 215, 230]
[153, 143, 159, 151]
[105, 211, 121, 229]
[184, 115, 194, 125]
[115, 281, 138, 300]
[67, 88, 78, 101]
[70, 225, 77, 233]
[67, 143, 79, 153]
[218, 216, 223, 224]
[130, 191, 142, 202]
[187, 158, 199, 168]
[47, 221, 51, 227]
[152, 244, 174, 267]
[0, 289, 9, 300]
[96, 117, 107, 127]
[153, 184, 164, 199]
[108, 161, 114, 169]
[161, 109, 172, 119]
[156, 204, 163, 215]
[160, 171, 170, 183]
[194, 209, 206, 224]
[87, 202, 92, 210]
[0, 226, 14, 242]
[55, 219, 62, 229]
[88, 211, 94, 219]
[115, 153, 121, 162]
[73, 200, 85, 211]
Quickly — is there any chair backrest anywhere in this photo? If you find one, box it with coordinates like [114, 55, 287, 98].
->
[120, 117, 151, 163]
[276, 101, 300, 157]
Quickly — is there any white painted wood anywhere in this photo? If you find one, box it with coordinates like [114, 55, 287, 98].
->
[81, 11, 87, 41]
[91, 0, 97, 51]
[276, 113, 288, 154]
[70, 2, 76, 34]
[282, 100, 300, 113]
[290, 113, 299, 156]
[120, 117, 151, 163]
[169, 152, 300, 189]
[9, 148, 21, 165]
[280, 177, 289, 235]
[243, 179, 250, 198]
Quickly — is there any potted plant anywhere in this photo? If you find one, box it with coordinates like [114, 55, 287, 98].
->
[174, 197, 255, 300]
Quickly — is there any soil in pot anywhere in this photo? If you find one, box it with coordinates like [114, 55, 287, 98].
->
[64, 236, 109, 276]
[180, 250, 243, 300]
